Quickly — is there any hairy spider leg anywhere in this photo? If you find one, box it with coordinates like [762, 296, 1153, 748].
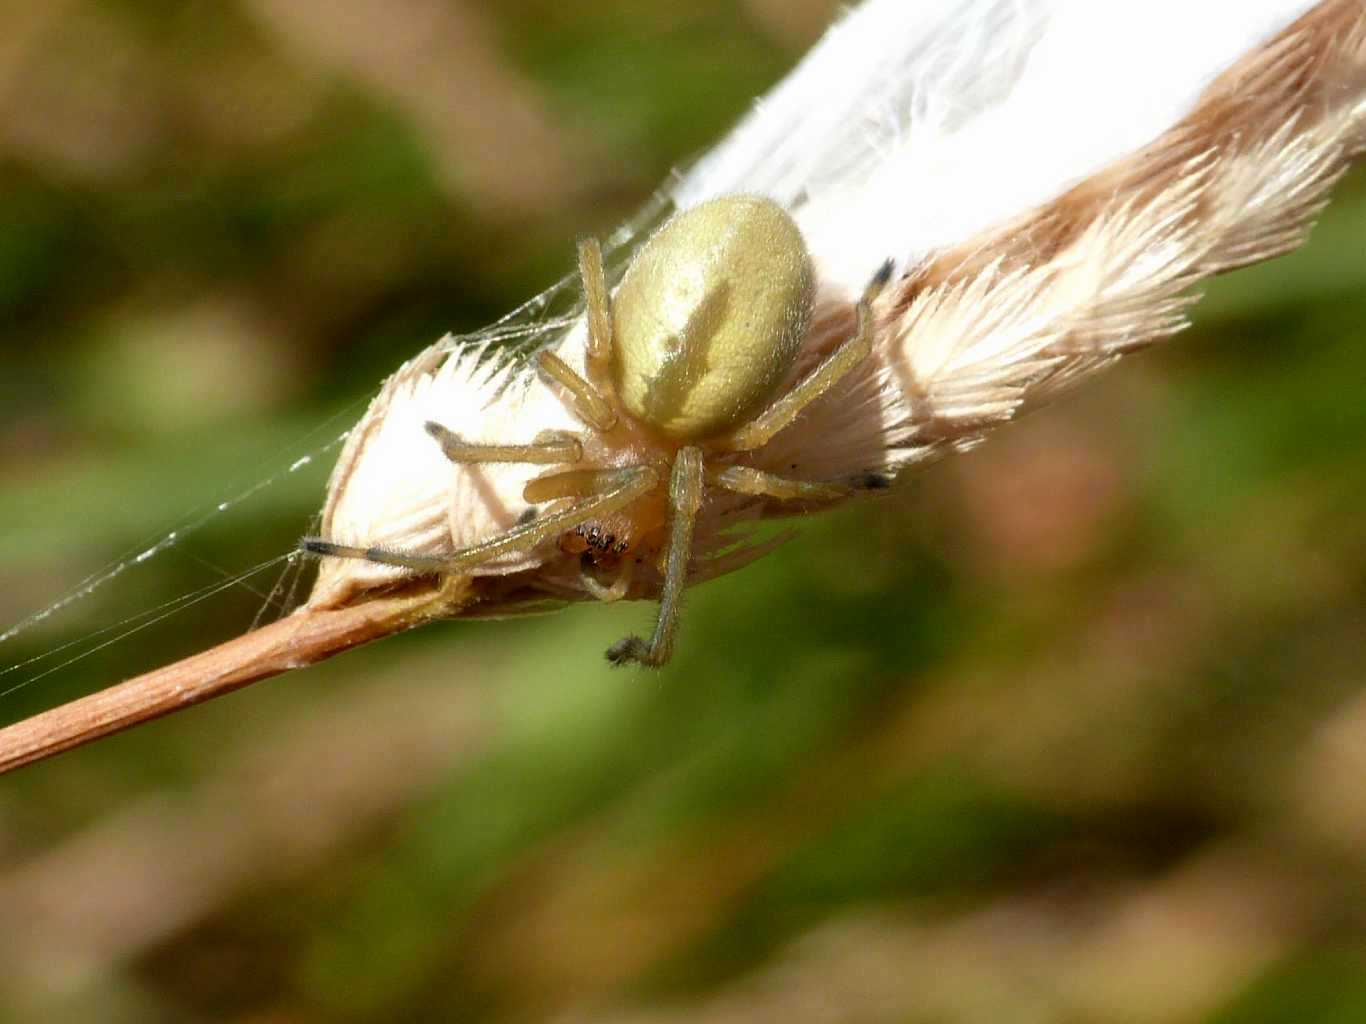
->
[606, 446, 704, 668]
[721, 259, 891, 454]
[538, 351, 617, 432]
[424, 421, 583, 465]
[707, 465, 850, 502]
[524, 467, 640, 503]
[301, 466, 658, 576]
[577, 236, 615, 395]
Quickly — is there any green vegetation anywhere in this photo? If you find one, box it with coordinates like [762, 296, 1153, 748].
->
[1, 3, 1363, 1021]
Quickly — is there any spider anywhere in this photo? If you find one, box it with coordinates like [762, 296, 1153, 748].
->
[304, 194, 890, 667]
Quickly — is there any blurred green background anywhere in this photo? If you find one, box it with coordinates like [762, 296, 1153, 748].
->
[2, 2, 1365, 1021]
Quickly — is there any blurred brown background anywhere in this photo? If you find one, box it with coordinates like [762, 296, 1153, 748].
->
[2, 2, 1365, 1021]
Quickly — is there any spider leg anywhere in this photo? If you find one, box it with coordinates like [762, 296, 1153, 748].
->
[721, 260, 892, 453]
[539, 233, 625, 433]
[707, 465, 850, 502]
[606, 446, 704, 668]
[538, 350, 618, 432]
[425, 421, 582, 465]
[577, 236, 615, 393]
[302, 465, 658, 576]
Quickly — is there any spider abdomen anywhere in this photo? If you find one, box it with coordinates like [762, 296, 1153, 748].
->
[610, 195, 814, 443]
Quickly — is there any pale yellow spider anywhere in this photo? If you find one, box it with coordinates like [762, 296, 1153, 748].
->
[304, 195, 889, 667]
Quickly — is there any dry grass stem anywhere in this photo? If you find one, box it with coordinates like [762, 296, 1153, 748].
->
[0, 580, 471, 775]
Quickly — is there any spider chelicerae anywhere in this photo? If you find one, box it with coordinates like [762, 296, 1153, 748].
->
[304, 194, 890, 667]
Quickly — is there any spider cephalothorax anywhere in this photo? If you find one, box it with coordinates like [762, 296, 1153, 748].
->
[305, 195, 888, 667]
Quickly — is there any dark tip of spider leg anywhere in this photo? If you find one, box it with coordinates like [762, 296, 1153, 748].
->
[870, 258, 894, 291]
[300, 538, 373, 561]
[856, 472, 893, 491]
[605, 635, 657, 668]
[423, 420, 459, 448]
